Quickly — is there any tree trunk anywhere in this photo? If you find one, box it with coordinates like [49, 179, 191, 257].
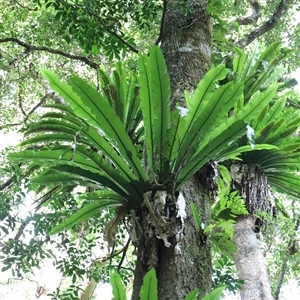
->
[234, 216, 273, 300]
[132, 1, 213, 299]
[231, 164, 274, 300]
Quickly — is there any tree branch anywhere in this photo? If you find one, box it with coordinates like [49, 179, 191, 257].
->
[24, 94, 48, 123]
[16, 1, 38, 11]
[236, 0, 261, 25]
[0, 37, 99, 69]
[0, 122, 21, 131]
[236, 0, 293, 48]
[0, 93, 51, 131]
[0, 175, 15, 191]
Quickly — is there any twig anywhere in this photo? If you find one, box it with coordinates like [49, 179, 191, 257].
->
[117, 237, 131, 272]
[0, 37, 99, 69]
[16, 1, 38, 11]
[86, 11, 139, 54]
[0, 175, 15, 191]
[155, 0, 167, 45]
[18, 87, 27, 116]
[0, 276, 38, 286]
[0, 122, 21, 130]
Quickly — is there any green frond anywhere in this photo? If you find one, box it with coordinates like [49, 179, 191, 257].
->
[23, 119, 79, 136]
[99, 62, 142, 133]
[254, 98, 286, 131]
[124, 75, 142, 134]
[233, 46, 246, 75]
[267, 172, 300, 198]
[138, 46, 171, 179]
[218, 144, 278, 162]
[110, 272, 127, 300]
[41, 70, 146, 184]
[8, 145, 143, 202]
[32, 171, 96, 187]
[177, 120, 246, 188]
[139, 268, 158, 300]
[18, 134, 76, 147]
[260, 153, 300, 172]
[52, 165, 130, 199]
[40, 111, 88, 127]
[176, 84, 278, 188]
[112, 66, 126, 123]
[175, 80, 244, 171]
[236, 43, 260, 81]
[49, 189, 125, 235]
[173, 65, 229, 171]
[164, 110, 181, 168]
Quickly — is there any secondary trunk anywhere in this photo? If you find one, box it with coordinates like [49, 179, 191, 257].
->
[234, 215, 273, 300]
[231, 164, 274, 300]
[132, 1, 213, 299]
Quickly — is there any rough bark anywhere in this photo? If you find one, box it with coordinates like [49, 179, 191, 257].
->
[132, 1, 213, 299]
[160, 0, 212, 108]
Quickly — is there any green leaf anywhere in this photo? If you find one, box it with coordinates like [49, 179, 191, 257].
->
[218, 165, 231, 185]
[112, 67, 126, 123]
[219, 144, 278, 161]
[52, 165, 130, 199]
[23, 119, 79, 136]
[110, 272, 127, 300]
[80, 126, 140, 184]
[1, 265, 11, 272]
[40, 111, 89, 128]
[177, 120, 246, 188]
[236, 84, 277, 124]
[140, 268, 158, 300]
[177, 81, 244, 170]
[32, 171, 94, 187]
[238, 43, 260, 81]
[69, 75, 146, 182]
[49, 193, 124, 235]
[18, 134, 76, 147]
[184, 289, 199, 300]
[174, 65, 229, 170]
[9, 146, 142, 201]
[41, 69, 146, 184]
[124, 75, 142, 134]
[260, 154, 300, 171]
[138, 46, 171, 178]
[267, 172, 300, 197]
[164, 110, 181, 169]
[200, 286, 225, 300]
[259, 42, 281, 63]
[233, 46, 246, 75]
